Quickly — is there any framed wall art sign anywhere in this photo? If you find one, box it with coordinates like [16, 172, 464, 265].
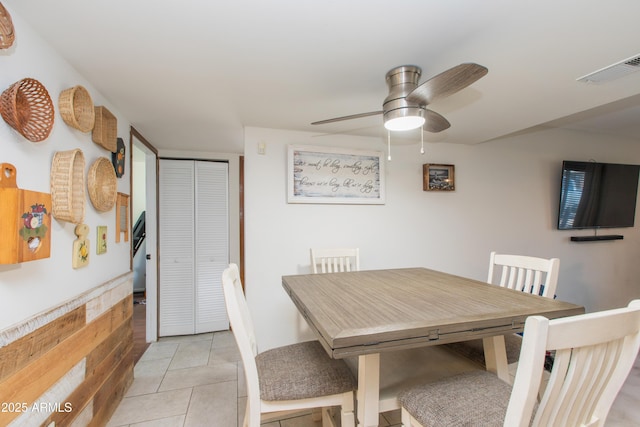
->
[423, 164, 455, 191]
[287, 145, 385, 204]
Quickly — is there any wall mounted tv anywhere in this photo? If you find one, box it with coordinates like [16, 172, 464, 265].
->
[558, 160, 640, 230]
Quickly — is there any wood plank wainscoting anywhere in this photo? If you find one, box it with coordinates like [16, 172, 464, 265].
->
[0, 273, 134, 426]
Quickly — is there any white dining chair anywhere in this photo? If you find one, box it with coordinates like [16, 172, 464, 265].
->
[488, 251, 560, 298]
[221, 264, 356, 427]
[445, 251, 560, 367]
[400, 299, 640, 427]
[308, 248, 360, 422]
[310, 248, 360, 273]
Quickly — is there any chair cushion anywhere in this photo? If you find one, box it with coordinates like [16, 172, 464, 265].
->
[444, 334, 522, 366]
[399, 370, 512, 427]
[256, 340, 356, 401]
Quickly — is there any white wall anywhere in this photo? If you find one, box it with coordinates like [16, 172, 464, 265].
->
[244, 126, 640, 351]
[0, 10, 131, 329]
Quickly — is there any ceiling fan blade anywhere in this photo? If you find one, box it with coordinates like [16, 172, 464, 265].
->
[406, 63, 488, 105]
[312, 124, 381, 138]
[311, 110, 383, 125]
[423, 109, 451, 133]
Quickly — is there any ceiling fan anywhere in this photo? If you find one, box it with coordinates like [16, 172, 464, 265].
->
[311, 63, 488, 133]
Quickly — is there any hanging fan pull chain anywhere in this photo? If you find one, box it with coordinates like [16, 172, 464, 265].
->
[420, 129, 425, 155]
[387, 131, 391, 161]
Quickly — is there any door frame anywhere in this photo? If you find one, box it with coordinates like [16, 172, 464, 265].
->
[130, 127, 159, 342]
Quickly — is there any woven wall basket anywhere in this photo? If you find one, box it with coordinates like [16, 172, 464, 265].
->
[87, 157, 117, 212]
[92, 106, 117, 152]
[51, 149, 86, 224]
[59, 85, 95, 133]
[0, 3, 15, 50]
[0, 78, 55, 142]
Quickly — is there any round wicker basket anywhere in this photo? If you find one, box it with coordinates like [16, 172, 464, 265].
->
[87, 157, 117, 212]
[0, 3, 15, 50]
[59, 85, 95, 133]
[51, 149, 86, 224]
[0, 78, 55, 142]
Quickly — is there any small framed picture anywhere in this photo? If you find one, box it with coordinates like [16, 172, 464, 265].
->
[423, 164, 455, 191]
[97, 225, 107, 254]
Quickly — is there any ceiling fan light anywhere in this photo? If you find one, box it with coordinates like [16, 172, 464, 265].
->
[384, 116, 425, 131]
[384, 108, 425, 131]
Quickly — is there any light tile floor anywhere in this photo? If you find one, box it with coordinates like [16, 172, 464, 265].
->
[107, 331, 639, 427]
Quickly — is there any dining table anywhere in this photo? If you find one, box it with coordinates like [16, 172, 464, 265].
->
[281, 267, 584, 427]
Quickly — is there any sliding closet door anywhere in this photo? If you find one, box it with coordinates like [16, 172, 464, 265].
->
[194, 161, 229, 333]
[159, 160, 195, 336]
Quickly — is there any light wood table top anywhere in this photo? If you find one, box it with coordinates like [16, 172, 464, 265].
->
[282, 267, 585, 358]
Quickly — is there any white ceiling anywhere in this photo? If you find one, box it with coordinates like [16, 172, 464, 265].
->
[5, 0, 640, 153]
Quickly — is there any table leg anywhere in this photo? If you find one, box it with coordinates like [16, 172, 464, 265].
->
[483, 335, 510, 382]
[357, 353, 380, 427]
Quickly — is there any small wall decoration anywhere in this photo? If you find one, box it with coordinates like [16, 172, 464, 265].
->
[423, 164, 455, 191]
[58, 85, 95, 133]
[115, 192, 129, 243]
[0, 2, 16, 50]
[72, 224, 90, 269]
[287, 145, 385, 204]
[92, 106, 117, 152]
[0, 77, 55, 142]
[112, 138, 125, 178]
[97, 225, 107, 255]
[87, 157, 117, 212]
[0, 163, 52, 264]
[51, 148, 86, 224]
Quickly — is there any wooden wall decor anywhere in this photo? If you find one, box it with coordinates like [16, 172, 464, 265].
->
[115, 193, 129, 243]
[0, 163, 51, 264]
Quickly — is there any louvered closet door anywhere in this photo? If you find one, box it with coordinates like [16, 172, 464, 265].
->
[194, 161, 229, 333]
[159, 160, 195, 336]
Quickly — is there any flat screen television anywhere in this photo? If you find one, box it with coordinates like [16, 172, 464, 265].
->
[558, 160, 640, 230]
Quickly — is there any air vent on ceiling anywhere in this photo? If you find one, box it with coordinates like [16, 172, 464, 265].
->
[577, 53, 640, 84]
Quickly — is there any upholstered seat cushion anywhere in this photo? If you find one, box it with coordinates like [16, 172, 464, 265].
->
[444, 333, 522, 366]
[256, 340, 356, 401]
[399, 370, 512, 427]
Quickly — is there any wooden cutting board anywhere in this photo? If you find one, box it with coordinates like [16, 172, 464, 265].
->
[0, 163, 52, 264]
[72, 223, 90, 269]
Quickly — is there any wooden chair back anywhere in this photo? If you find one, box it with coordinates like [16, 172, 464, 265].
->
[310, 248, 360, 274]
[222, 263, 356, 427]
[506, 299, 640, 426]
[221, 264, 261, 424]
[488, 251, 560, 298]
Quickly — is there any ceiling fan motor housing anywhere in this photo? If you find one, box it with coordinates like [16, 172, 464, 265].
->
[383, 65, 425, 122]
